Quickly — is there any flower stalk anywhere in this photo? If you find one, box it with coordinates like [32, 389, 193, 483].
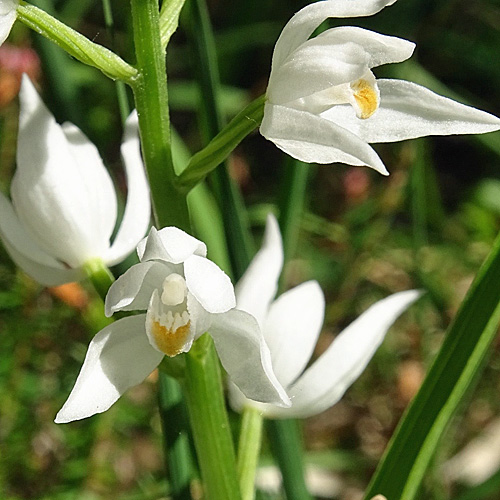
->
[237, 406, 264, 500]
[82, 258, 115, 302]
[128, 3, 258, 498]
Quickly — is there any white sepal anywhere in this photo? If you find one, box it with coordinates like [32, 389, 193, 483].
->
[278, 290, 422, 418]
[184, 254, 235, 314]
[211, 308, 291, 407]
[105, 111, 151, 266]
[235, 214, 283, 326]
[263, 281, 325, 388]
[55, 315, 163, 423]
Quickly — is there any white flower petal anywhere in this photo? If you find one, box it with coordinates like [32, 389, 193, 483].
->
[105, 260, 174, 316]
[269, 28, 414, 107]
[0, 190, 80, 285]
[105, 111, 151, 266]
[186, 291, 213, 340]
[272, 0, 398, 70]
[277, 290, 421, 418]
[210, 308, 290, 407]
[235, 214, 283, 327]
[0, 190, 59, 268]
[62, 122, 117, 253]
[184, 254, 235, 314]
[0, 0, 17, 46]
[2, 237, 80, 285]
[138, 226, 207, 263]
[12, 76, 103, 267]
[314, 27, 415, 68]
[55, 314, 163, 423]
[322, 79, 500, 143]
[268, 41, 369, 106]
[261, 103, 388, 174]
[263, 281, 325, 388]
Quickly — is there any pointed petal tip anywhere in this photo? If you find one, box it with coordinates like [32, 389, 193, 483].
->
[369, 160, 389, 176]
[54, 412, 72, 424]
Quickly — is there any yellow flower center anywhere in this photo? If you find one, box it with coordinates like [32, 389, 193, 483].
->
[350, 78, 378, 119]
[151, 316, 191, 357]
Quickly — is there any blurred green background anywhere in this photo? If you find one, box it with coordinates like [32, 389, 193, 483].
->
[1, 0, 500, 498]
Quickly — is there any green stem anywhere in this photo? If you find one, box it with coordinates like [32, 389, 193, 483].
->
[129, 0, 190, 231]
[128, 2, 202, 499]
[187, 0, 254, 278]
[183, 335, 242, 500]
[83, 258, 115, 301]
[237, 407, 264, 500]
[267, 419, 312, 500]
[17, 1, 138, 83]
[129, 4, 243, 497]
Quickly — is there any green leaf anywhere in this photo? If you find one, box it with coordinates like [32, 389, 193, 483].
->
[177, 95, 265, 192]
[363, 233, 500, 500]
[160, 0, 186, 51]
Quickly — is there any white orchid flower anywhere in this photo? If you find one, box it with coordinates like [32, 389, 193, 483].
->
[261, 0, 500, 174]
[0, 0, 17, 46]
[55, 226, 290, 423]
[229, 214, 421, 418]
[0, 75, 151, 285]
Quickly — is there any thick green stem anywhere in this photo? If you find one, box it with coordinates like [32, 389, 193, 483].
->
[129, 0, 190, 231]
[267, 419, 313, 500]
[183, 335, 242, 500]
[127, 2, 197, 499]
[17, 1, 137, 83]
[187, 0, 254, 278]
[237, 407, 264, 500]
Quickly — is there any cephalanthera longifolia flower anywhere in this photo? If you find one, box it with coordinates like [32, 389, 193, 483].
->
[261, 0, 500, 174]
[55, 226, 290, 423]
[0, 0, 17, 46]
[229, 215, 420, 418]
[0, 76, 151, 285]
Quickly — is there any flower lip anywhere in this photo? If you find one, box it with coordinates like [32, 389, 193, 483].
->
[146, 288, 193, 357]
[349, 76, 380, 119]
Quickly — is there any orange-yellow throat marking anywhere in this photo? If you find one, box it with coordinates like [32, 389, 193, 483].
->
[151, 320, 191, 357]
[351, 79, 378, 119]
